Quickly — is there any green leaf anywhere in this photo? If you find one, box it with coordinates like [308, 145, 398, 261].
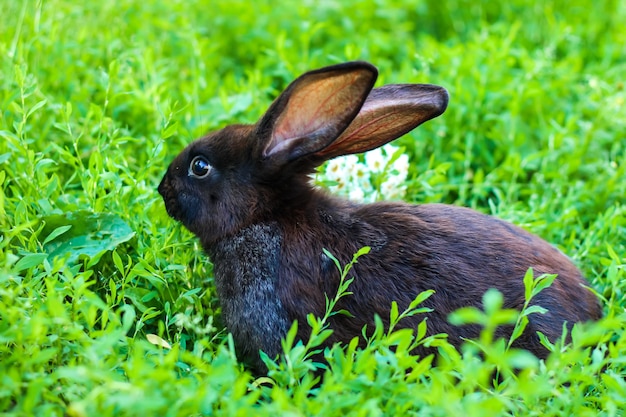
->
[109, 278, 117, 304]
[508, 316, 529, 346]
[119, 304, 136, 334]
[41, 225, 72, 246]
[448, 307, 485, 326]
[322, 248, 341, 272]
[40, 210, 135, 264]
[161, 121, 179, 139]
[482, 288, 504, 315]
[389, 301, 399, 325]
[522, 305, 548, 316]
[505, 349, 539, 369]
[416, 319, 428, 341]
[532, 274, 556, 297]
[14, 253, 48, 272]
[26, 99, 48, 119]
[353, 246, 371, 258]
[386, 328, 414, 347]
[606, 243, 621, 263]
[402, 307, 433, 318]
[409, 289, 435, 310]
[112, 250, 124, 275]
[124, 287, 153, 313]
[282, 321, 299, 353]
[537, 331, 555, 351]
[523, 267, 534, 302]
[333, 309, 355, 318]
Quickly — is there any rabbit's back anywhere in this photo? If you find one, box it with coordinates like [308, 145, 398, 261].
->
[275, 200, 601, 358]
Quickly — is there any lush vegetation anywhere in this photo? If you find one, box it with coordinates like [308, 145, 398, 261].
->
[1, 0, 625, 415]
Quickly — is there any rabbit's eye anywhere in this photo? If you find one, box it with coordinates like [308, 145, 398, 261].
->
[189, 156, 212, 178]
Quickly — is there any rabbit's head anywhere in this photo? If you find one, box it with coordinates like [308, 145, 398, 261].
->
[158, 62, 448, 244]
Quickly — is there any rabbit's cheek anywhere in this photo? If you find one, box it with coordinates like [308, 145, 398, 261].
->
[175, 193, 204, 227]
[160, 183, 200, 228]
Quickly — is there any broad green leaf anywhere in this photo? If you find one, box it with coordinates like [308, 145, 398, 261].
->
[40, 210, 135, 264]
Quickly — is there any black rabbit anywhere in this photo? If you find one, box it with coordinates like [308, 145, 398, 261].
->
[158, 61, 601, 374]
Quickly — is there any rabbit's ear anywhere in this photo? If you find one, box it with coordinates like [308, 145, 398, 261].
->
[313, 84, 448, 159]
[259, 61, 378, 163]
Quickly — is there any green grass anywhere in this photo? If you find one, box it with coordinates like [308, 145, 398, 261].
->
[1, 0, 625, 415]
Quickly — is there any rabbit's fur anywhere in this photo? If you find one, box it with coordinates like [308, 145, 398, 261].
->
[159, 61, 601, 374]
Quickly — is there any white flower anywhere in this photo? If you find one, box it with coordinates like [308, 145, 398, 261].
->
[319, 144, 411, 202]
[325, 158, 344, 181]
[348, 187, 365, 202]
[352, 162, 369, 182]
[391, 153, 409, 177]
[357, 173, 374, 193]
[342, 154, 359, 169]
[381, 179, 407, 200]
[365, 147, 386, 173]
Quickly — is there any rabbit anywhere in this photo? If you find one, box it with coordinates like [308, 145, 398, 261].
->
[158, 61, 602, 375]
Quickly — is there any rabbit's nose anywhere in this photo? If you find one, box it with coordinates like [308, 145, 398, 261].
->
[157, 176, 168, 197]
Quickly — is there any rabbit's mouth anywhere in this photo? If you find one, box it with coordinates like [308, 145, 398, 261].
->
[158, 173, 208, 241]
[158, 176, 185, 223]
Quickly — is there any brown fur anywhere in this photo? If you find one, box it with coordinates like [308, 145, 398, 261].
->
[158, 62, 601, 375]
